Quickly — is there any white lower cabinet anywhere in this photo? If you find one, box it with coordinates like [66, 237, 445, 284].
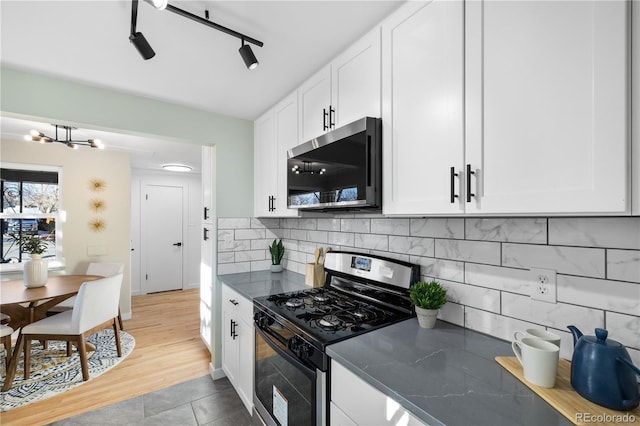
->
[331, 360, 426, 426]
[221, 284, 254, 413]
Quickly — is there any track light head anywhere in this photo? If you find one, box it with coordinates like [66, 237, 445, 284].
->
[239, 40, 259, 70]
[130, 32, 156, 60]
[143, 0, 168, 10]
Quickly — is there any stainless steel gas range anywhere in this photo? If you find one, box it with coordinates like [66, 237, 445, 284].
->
[252, 251, 420, 426]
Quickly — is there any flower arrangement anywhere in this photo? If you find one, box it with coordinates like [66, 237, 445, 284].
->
[20, 234, 49, 255]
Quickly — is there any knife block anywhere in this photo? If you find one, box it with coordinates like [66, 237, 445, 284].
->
[305, 263, 325, 287]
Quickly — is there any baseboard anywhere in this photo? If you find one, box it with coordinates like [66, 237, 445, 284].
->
[210, 363, 226, 381]
[122, 311, 132, 320]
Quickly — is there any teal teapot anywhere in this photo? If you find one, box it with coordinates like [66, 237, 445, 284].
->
[568, 326, 640, 411]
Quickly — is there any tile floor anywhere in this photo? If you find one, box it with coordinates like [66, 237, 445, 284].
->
[50, 376, 251, 426]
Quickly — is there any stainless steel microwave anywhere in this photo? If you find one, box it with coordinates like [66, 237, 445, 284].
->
[287, 117, 381, 211]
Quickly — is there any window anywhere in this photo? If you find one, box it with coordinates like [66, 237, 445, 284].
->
[1, 165, 60, 268]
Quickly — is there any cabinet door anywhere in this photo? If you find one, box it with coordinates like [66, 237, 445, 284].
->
[298, 65, 331, 143]
[465, 0, 629, 214]
[221, 308, 238, 384]
[237, 317, 255, 413]
[382, 0, 465, 215]
[201, 145, 214, 224]
[254, 111, 277, 217]
[332, 28, 381, 128]
[274, 93, 300, 217]
[199, 223, 213, 352]
[331, 360, 425, 426]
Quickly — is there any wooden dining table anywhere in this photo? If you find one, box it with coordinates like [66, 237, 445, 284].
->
[1, 274, 103, 391]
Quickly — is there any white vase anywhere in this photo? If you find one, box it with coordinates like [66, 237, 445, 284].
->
[415, 306, 439, 329]
[270, 264, 283, 273]
[24, 254, 48, 288]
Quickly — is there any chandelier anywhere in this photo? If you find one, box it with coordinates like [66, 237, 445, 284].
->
[25, 125, 104, 149]
[291, 161, 326, 175]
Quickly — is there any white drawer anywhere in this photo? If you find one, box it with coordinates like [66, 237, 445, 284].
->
[221, 284, 253, 322]
[331, 360, 426, 426]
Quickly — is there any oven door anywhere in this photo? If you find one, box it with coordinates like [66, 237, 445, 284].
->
[254, 315, 322, 426]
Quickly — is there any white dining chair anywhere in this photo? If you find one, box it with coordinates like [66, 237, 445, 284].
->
[21, 274, 124, 382]
[49, 262, 125, 330]
[1, 324, 14, 374]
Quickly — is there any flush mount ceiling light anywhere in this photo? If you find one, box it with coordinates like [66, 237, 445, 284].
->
[291, 161, 326, 175]
[24, 125, 104, 150]
[162, 164, 192, 172]
[130, 1, 263, 70]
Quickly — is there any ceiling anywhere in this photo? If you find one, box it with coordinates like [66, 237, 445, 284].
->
[0, 0, 403, 171]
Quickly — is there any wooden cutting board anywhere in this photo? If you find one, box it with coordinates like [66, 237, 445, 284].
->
[496, 356, 640, 426]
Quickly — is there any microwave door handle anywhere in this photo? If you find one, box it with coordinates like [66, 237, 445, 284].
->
[255, 326, 316, 379]
[366, 134, 372, 186]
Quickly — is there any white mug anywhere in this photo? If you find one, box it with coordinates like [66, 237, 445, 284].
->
[513, 328, 561, 349]
[512, 337, 559, 388]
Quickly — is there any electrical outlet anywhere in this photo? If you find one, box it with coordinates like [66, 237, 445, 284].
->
[529, 267, 557, 303]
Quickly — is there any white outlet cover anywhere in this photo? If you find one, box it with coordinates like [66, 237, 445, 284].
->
[530, 267, 557, 303]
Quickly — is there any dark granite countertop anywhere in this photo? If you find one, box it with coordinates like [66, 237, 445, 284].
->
[327, 320, 571, 426]
[218, 271, 569, 425]
[217, 270, 309, 300]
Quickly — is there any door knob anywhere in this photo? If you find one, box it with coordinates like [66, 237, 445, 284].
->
[173, 242, 182, 247]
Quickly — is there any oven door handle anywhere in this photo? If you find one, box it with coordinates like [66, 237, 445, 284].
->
[255, 326, 316, 379]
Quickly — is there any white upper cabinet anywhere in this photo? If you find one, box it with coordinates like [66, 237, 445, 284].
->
[298, 65, 332, 143]
[331, 28, 382, 128]
[298, 28, 381, 144]
[254, 93, 300, 217]
[383, 0, 630, 216]
[254, 110, 277, 217]
[382, 0, 465, 215]
[274, 93, 300, 216]
[464, 0, 629, 214]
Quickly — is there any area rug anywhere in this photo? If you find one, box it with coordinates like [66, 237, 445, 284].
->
[0, 328, 135, 411]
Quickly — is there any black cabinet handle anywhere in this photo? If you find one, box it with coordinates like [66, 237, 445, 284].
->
[229, 299, 239, 306]
[268, 195, 276, 212]
[329, 106, 335, 128]
[203, 228, 209, 241]
[466, 164, 475, 202]
[231, 320, 238, 340]
[173, 242, 182, 247]
[204, 207, 210, 221]
[450, 167, 459, 203]
[323, 108, 329, 131]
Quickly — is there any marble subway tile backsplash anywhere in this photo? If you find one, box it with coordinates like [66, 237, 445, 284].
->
[217, 216, 640, 364]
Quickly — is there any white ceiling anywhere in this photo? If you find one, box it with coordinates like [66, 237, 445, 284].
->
[0, 0, 402, 171]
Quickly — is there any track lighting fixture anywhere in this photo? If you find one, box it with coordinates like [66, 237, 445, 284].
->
[130, 0, 155, 60]
[143, 0, 167, 10]
[239, 38, 259, 70]
[24, 125, 104, 150]
[129, 1, 263, 69]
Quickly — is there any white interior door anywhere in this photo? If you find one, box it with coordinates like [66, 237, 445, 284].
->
[144, 184, 183, 293]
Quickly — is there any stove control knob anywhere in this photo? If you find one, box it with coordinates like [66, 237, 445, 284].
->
[254, 312, 270, 328]
[289, 337, 311, 360]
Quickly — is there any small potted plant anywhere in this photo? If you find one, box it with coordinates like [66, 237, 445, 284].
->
[268, 239, 285, 273]
[20, 234, 50, 287]
[409, 280, 447, 329]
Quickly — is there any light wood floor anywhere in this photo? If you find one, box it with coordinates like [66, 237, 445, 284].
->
[0, 288, 211, 426]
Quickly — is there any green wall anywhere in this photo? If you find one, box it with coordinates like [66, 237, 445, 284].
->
[0, 66, 254, 217]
